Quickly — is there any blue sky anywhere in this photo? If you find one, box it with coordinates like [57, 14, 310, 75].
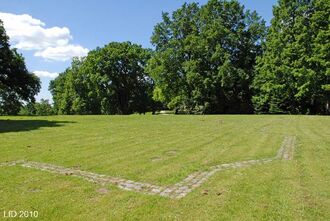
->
[0, 0, 278, 102]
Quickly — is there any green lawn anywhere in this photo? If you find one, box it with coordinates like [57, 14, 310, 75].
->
[0, 115, 329, 220]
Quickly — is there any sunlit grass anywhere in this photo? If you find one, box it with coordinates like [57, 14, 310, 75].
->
[0, 115, 329, 220]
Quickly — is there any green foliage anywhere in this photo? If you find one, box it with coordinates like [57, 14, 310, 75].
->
[50, 42, 154, 115]
[47, 0, 329, 115]
[0, 19, 41, 115]
[147, 0, 266, 114]
[19, 99, 54, 116]
[49, 58, 83, 115]
[18, 103, 36, 116]
[34, 99, 54, 116]
[253, 0, 330, 114]
[323, 85, 330, 92]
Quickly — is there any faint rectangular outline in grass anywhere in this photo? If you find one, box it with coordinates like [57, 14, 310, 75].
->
[0, 136, 296, 199]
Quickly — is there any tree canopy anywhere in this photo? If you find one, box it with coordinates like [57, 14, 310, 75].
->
[0, 19, 40, 115]
[253, 0, 330, 114]
[147, 0, 267, 114]
[19, 99, 54, 116]
[50, 42, 153, 115]
[2, 0, 328, 115]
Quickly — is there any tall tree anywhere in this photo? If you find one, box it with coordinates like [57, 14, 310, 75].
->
[147, 0, 266, 114]
[49, 58, 84, 114]
[0, 19, 40, 115]
[311, 0, 330, 114]
[50, 42, 153, 115]
[253, 0, 329, 114]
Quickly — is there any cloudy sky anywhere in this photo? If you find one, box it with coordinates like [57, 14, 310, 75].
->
[0, 0, 277, 102]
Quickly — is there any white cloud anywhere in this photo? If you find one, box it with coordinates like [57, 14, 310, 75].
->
[0, 12, 88, 61]
[0, 12, 71, 50]
[34, 45, 89, 61]
[33, 71, 59, 79]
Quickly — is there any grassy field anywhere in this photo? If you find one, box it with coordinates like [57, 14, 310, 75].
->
[0, 115, 329, 220]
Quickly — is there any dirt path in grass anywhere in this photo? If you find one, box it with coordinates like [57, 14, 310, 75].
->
[0, 136, 296, 199]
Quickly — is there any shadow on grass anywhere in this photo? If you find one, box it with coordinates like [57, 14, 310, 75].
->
[0, 119, 76, 133]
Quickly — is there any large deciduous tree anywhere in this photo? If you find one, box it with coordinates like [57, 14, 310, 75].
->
[147, 0, 266, 114]
[0, 19, 40, 115]
[253, 0, 330, 114]
[50, 42, 153, 115]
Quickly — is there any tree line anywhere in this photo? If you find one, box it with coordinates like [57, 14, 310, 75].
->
[1, 0, 329, 115]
